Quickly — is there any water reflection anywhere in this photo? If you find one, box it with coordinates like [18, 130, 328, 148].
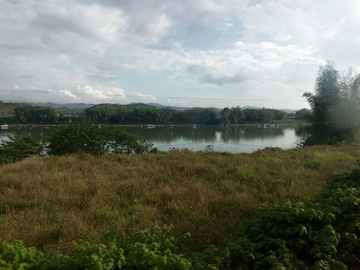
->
[123, 126, 288, 143]
[123, 126, 298, 152]
[219, 126, 286, 143]
[0, 125, 299, 153]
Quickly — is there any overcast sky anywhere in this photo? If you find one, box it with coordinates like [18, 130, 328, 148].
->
[1, 0, 360, 109]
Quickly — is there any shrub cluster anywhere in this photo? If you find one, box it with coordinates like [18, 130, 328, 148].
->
[0, 224, 221, 270]
[46, 122, 157, 156]
[0, 134, 42, 164]
[0, 123, 158, 164]
[228, 166, 360, 269]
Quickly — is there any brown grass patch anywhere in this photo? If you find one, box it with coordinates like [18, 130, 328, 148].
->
[0, 145, 359, 253]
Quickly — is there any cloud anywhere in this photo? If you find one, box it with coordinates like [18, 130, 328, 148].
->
[95, 62, 127, 71]
[187, 64, 206, 75]
[199, 71, 248, 86]
[134, 93, 158, 101]
[59, 89, 80, 100]
[186, 64, 248, 85]
[1, 0, 360, 109]
[28, 86, 41, 90]
[87, 74, 117, 82]
[76, 85, 125, 100]
[97, 0, 231, 38]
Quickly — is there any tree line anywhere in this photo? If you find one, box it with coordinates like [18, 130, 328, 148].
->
[84, 104, 286, 125]
[9, 103, 289, 125]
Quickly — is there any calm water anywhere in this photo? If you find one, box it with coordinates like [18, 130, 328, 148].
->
[0, 125, 301, 153]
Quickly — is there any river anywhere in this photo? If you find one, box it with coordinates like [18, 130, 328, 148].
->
[0, 125, 301, 153]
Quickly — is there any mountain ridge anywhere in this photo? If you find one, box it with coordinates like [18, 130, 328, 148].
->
[19, 101, 297, 113]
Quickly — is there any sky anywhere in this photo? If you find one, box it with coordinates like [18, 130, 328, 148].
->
[1, 0, 360, 110]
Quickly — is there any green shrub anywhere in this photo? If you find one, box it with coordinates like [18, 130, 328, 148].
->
[40, 241, 126, 270]
[47, 122, 155, 156]
[237, 164, 252, 181]
[1, 224, 221, 269]
[0, 134, 43, 164]
[0, 240, 43, 269]
[227, 168, 360, 269]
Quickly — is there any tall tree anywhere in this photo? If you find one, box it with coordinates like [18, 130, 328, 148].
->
[297, 61, 360, 145]
[295, 108, 311, 120]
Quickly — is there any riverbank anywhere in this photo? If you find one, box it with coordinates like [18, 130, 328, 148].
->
[1, 145, 358, 255]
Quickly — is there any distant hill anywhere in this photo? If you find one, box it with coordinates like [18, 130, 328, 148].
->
[127, 102, 191, 111]
[13, 101, 298, 113]
[281, 109, 296, 114]
[29, 102, 95, 109]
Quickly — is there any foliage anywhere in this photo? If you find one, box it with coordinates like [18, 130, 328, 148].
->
[241, 108, 285, 123]
[46, 122, 155, 156]
[2, 101, 293, 125]
[181, 107, 221, 125]
[0, 101, 17, 116]
[14, 104, 58, 124]
[295, 108, 312, 120]
[227, 167, 360, 269]
[2, 166, 360, 269]
[53, 107, 84, 117]
[83, 103, 288, 125]
[1, 225, 221, 270]
[0, 145, 358, 256]
[298, 61, 360, 145]
[237, 164, 252, 181]
[0, 240, 44, 269]
[0, 134, 43, 163]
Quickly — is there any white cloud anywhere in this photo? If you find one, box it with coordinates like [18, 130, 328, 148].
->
[76, 85, 125, 100]
[1, 0, 360, 109]
[59, 89, 80, 100]
[134, 93, 158, 101]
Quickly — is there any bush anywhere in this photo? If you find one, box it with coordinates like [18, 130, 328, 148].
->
[46, 122, 155, 156]
[1, 224, 221, 269]
[227, 168, 360, 269]
[0, 134, 43, 164]
[0, 240, 43, 269]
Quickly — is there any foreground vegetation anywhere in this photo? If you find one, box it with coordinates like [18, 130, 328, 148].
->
[2, 165, 360, 269]
[1, 146, 359, 267]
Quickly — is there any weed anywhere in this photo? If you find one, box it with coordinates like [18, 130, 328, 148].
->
[237, 164, 252, 182]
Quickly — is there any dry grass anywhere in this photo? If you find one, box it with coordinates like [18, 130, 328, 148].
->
[0, 145, 359, 253]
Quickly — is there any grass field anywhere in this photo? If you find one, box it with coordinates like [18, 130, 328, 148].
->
[0, 145, 359, 255]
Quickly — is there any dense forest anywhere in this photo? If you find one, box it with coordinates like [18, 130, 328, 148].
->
[0, 101, 17, 116]
[0, 101, 297, 125]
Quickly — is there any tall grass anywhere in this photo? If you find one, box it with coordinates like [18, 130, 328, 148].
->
[0, 145, 359, 254]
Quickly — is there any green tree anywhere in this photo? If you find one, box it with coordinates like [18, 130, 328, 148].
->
[272, 109, 285, 120]
[229, 106, 244, 124]
[47, 122, 155, 156]
[297, 61, 360, 145]
[295, 108, 311, 120]
[0, 134, 43, 163]
[14, 104, 58, 124]
[220, 107, 231, 124]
